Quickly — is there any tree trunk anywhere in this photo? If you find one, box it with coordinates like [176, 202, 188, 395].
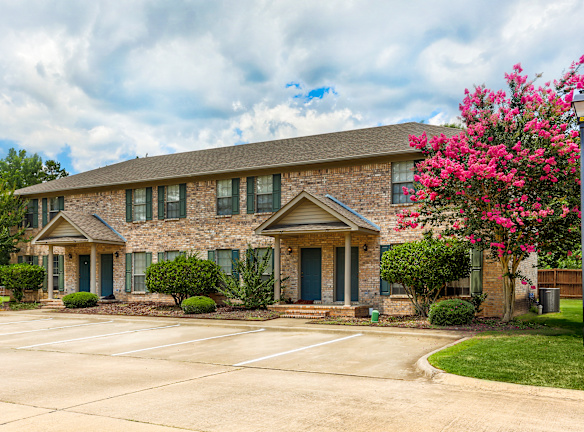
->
[500, 258, 515, 322]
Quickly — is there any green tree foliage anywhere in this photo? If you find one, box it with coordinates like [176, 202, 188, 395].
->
[145, 254, 222, 306]
[538, 246, 582, 269]
[0, 263, 45, 302]
[217, 246, 281, 309]
[380, 237, 470, 317]
[0, 148, 68, 190]
[0, 182, 28, 262]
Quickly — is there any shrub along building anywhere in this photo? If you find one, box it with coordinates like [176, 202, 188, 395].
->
[13, 123, 536, 317]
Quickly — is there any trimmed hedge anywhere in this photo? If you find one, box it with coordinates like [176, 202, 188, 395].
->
[0, 264, 45, 302]
[181, 296, 217, 314]
[62, 292, 99, 308]
[428, 299, 475, 326]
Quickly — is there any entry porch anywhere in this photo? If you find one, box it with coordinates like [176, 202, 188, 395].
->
[256, 191, 380, 317]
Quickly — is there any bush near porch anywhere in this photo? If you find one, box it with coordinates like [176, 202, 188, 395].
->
[0, 264, 45, 302]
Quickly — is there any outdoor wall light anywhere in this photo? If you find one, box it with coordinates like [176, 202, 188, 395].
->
[287, 247, 293, 254]
[115, 252, 119, 258]
[363, 244, 368, 251]
[68, 254, 72, 259]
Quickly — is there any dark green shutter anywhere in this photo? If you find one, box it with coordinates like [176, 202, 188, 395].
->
[125, 253, 132, 292]
[145, 187, 153, 221]
[158, 186, 165, 220]
[380, 245, 391, 295]
[158, 252, 164, 262]
[231, 249, 240, 280]
[42, 198, 48, 226]
[145, 253, 152, 292]
[42, 256, 48, 291]
[32, 256, 38, 266]
[58, 255, 64, 291]
[32, 199, 38, 228]
[18, 256, 23, 264]
[246, 177, 255, 214]
[470, 249, 483, 295]
[126, 190, 132, 222]
[232, 178, 240, 215]
[58, 196, 64, 211]
[208, 250, 215, 262]
[179, 183, 187, 218]
[272, 174, 281, 211]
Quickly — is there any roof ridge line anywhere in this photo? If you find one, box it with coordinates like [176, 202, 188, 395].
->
[324, 194, 381, 230]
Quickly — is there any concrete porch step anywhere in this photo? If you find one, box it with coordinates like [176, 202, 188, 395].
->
[40, 299, 65, 309]
[279, 309, 331, 319]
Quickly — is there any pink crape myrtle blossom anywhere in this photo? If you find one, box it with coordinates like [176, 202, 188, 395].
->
[397, 58, 584, 322]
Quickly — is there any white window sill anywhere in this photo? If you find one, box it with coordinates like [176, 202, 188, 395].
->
[389, 294, 411, 299]
[215, 214, 232, 219]
[164, 218, 180, 222]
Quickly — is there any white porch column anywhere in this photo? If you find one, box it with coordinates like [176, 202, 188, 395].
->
[274, 235, 281, 302]
[344, 232, 351, 306]
[90, 243, 97, 295]
[47, 245, 54, 300]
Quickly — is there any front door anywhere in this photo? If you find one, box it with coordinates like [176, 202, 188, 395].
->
[101, 254, 114, 297]
[301, 248, 321, 301]
[335, 247, 359, 302]
[79, 255, 90, 292]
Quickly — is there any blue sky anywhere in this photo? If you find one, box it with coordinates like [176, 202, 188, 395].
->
[0, 0, 583, 174]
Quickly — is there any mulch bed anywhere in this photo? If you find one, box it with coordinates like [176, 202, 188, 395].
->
[308, 315, 547, 332]
[57, 301, 281, 321]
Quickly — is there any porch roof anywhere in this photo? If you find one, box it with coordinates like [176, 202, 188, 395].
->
[32, 211, 126, 246]
[255, 191, 380, 236]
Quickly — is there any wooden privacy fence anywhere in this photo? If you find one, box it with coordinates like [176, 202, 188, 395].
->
[538, 269, 582, 299]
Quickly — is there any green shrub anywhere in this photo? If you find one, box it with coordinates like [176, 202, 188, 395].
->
[181, 296, 217, 314]
[146, 254, 222, 306]
[470, 293, 488, 315]
[62, 292, 99, 308]
[428, 299, 475, 326]
[0, 264, 45, 302]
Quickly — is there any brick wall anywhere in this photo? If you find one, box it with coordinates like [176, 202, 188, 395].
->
[15, 159, 523, 317]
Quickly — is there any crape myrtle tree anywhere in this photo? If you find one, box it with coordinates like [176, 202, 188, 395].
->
[397, 57, 584, 322]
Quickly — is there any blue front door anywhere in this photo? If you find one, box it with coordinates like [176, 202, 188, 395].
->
[101, 254, 114, 297]
[79, 255, 90, 292]
[301, 248, 321, 301]
[335, 247, 359, 302]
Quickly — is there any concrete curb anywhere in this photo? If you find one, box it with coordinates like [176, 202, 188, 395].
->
[416, 337, 584, 402]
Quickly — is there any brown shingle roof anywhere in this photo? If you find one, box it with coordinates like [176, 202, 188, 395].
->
[16, 122, 458, 196]
[33, 211, 126, 244]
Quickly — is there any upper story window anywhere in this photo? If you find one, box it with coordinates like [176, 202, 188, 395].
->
[43, 196, 64, 225]
[217, 179, 232, 215]
[246, 174, 281, 214]
[24, 199, 38, 228]
[156, 184, 186, 220]
[134, 189, 147, 221]
[166, 185, 180, 219]
[392, 161, 418, 204]
[126, 188, 153, 222]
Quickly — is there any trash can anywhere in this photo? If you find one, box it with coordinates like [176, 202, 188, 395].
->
[538, 288, 560, 314]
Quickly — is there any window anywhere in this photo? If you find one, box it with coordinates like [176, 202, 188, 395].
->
[134, 189, 147, 222]
[256, 248, 273, 282]
[216, 250, 233, 276]
[256, 175, 273, 213]
[166, 251, 180, 261]
[217, 179, 233, 216]
[52, 255, 59, 289]
[444, 277, 470, 296]
[165, 185, 180, 218]
[48, 197, 60, 220]
[23, 256, 35, 265]
[42, 196, 63, 226]
[392, 161, 417, 204]
[133, 252, 147, 292]
[24, 199, 37, 228]
[380, 245, 407, 296]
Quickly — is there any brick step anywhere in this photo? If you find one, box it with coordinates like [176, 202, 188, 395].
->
[40, 299, 65, 309]
[278, 309, 330, 318]
[281, 313, 329, 319]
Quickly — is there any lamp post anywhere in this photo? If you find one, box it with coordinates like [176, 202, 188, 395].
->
[571, 89, 584, 345]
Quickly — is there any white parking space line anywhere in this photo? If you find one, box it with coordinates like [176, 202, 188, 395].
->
[233, 333, 363, 366]
[0, 318, 53, 326]
[112, 328, 266, 356]
[0, 320, 114, 336]
[17, 324, 180, 349]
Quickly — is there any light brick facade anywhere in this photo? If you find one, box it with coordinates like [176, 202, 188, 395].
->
[14, 155, 535, 317]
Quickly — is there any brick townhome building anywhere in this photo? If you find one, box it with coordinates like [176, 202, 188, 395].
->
[13, 122, 536, 317]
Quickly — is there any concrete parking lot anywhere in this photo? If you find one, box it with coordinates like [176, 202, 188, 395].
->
[1, 311, 583, 432]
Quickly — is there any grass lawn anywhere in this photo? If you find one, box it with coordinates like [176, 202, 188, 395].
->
[428, 299, 584, 390]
